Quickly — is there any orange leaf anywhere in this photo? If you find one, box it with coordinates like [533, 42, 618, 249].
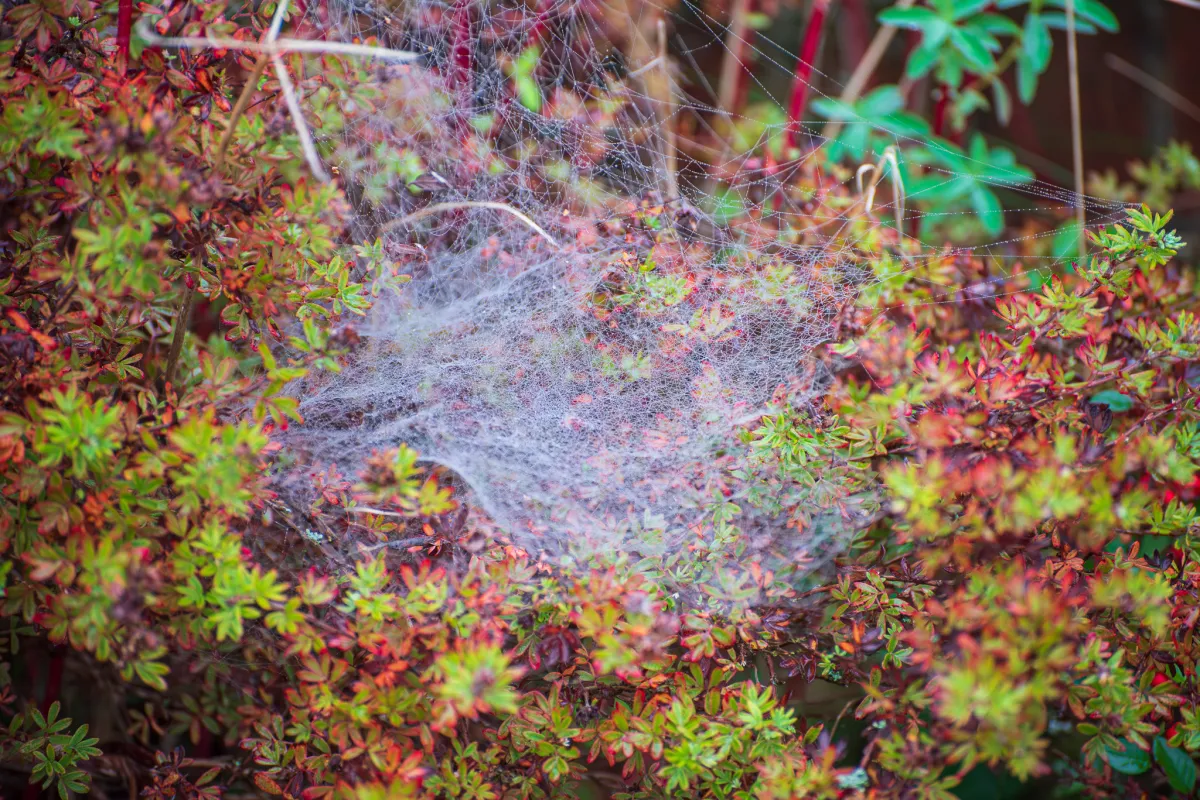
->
[253, 773, 283, 796]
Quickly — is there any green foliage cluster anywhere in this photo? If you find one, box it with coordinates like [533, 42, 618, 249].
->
[2, 0, 1200, 799]
[805, 0, 1114, 240]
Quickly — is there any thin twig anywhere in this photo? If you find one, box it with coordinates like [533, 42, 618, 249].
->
[626, 56, 663, 78]
[1066, 0, 1087, 261]
[140, 0, 411, 185]
[359, 536, 433, 552]
[612, 0, 677, 200]
[10, 279, 58, 298]
[214, 55, 269, 169]
[135, 19, 422, 62]
[163, 283, 195, 388]
[1165, 0, 1200, 9]
[381, 201, 561, 248]
[48, 280, 77, 321]
[346, 506, 410, 518]
[260, 0, 329, 182]
[272, 53, 328, 181]
[137, 6, 420, 182]
[702, 0, 755, 201]
[793, 584, 835, 601]
[822, 0, 914, 143]
[116, 0, 132, 60]
[656, 19, 678, 201]
[828, 697, 859, 740]
[1115, 398, 1186, 447]
[1104, 52, 1200, 125]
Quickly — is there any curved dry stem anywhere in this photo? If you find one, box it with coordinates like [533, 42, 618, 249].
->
[136, 18, 423, 62]
[382, 202, 562, 249]
[626, 56, 664, 78]
[856, 145, 905, 232]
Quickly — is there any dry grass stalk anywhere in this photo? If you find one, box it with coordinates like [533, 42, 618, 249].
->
[1066, 0, 1087, 261]
[382, 201, 562, 248]
[1104, 52, 1200, 125]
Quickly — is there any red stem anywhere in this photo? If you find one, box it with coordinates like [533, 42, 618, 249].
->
[932, 84, 949, 139]
[40, 653, 64, 714]
[785, 0, 833, 153]
[525, 0, 554, 49]
[1008, 92, 1041, 167]
[840, 0, 871, 71]
[450, 0, 473, 93]
[116, 0, 133, 60]
[195, 727, 215, 758]
[24, 651, 65, 799]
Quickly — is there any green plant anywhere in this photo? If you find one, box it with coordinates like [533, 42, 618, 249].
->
[8, 702, 101, 799]
[802, 0, 1117, 239]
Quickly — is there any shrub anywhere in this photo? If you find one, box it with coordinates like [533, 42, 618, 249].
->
[3, 0, 1200, 799]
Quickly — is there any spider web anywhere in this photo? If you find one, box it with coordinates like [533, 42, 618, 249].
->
[245, 0, 1133, 566]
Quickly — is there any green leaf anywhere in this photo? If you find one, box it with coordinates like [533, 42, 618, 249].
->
[1155, 736, 1197, 794]
[1015, 53, 1039, 104]
[859, 85, 907, 118]
[992, 79, 1012, 126]
[950, 27, 996, 72]
[1090, 390, 1134, 412]
[1052, 221, 1086, 268]
[970, 182, 1005, 236]
[1045, 0, 1119, 33]
[133, 659, 170, 692]
[951, 0, 993, 20]
[878, 6, 942, 32]
[973, 13, 1022, 36]
[1023, 13, 1052, 74]
[710, 186, 745, 226]
[745, 11, 771, 29]
[905, 43, 942, 80]
[1106, 738, 1151, 775]
[512, 45, 543, 113]
[1040, 12, 1097, 34]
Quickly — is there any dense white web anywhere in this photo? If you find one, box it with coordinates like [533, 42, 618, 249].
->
[223, 0, 1136, 561]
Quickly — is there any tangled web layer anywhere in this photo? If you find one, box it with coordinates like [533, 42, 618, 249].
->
[296, 214, 856, 555]
[278, 0, 867, 559]
[281, 0, 1123, 560]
